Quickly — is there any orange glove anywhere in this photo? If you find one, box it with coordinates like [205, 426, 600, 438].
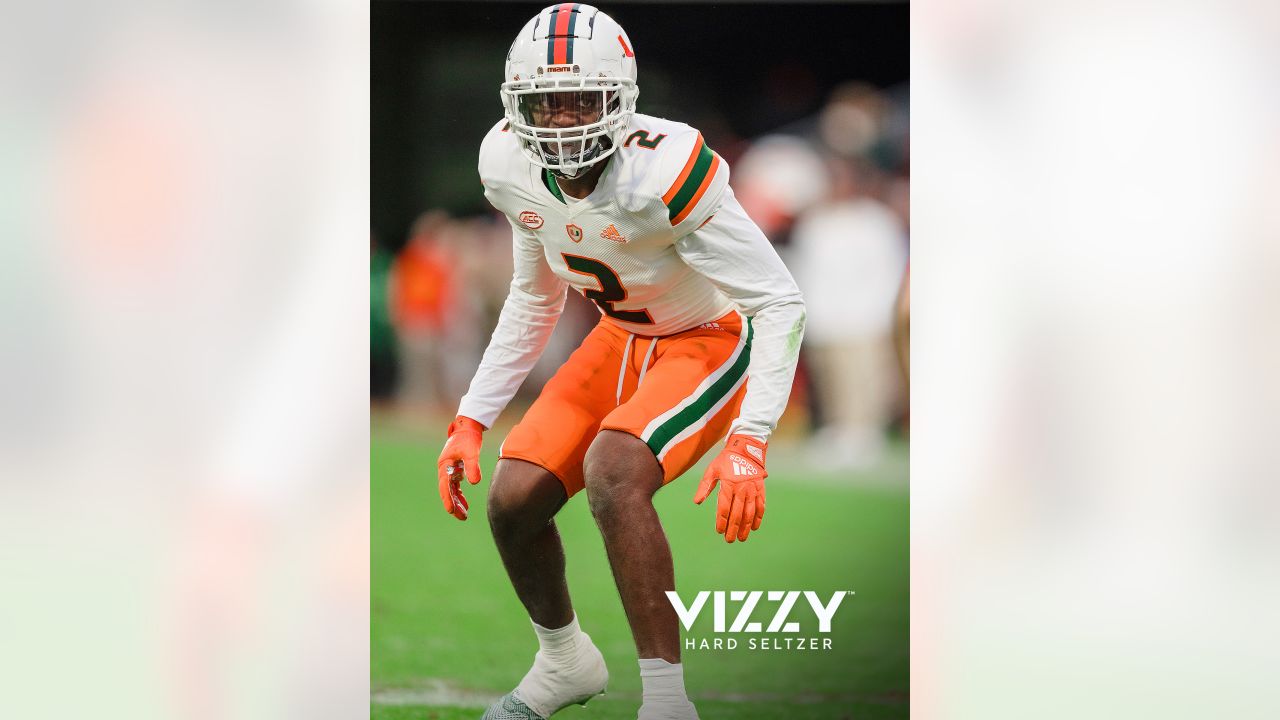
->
[437, 416, 485, 521]
[693, 434, 768, 543]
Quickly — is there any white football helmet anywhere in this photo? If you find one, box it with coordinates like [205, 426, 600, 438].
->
[501, 4, 639, 178]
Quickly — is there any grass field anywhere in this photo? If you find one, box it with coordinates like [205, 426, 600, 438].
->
[372, 418, 908, 719]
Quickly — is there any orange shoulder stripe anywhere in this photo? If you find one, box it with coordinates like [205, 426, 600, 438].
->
[670, 153, 721, 225]
[662, 133, 706, 205]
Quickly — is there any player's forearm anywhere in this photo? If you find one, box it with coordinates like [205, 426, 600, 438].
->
[457, 284, 567, 428]
[729, 295, 806, 441]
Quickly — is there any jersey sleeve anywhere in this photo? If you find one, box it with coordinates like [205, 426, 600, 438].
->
[456, 216, 568, 428]
[656, 129, 732, 239]
[675, 185, 806, 441]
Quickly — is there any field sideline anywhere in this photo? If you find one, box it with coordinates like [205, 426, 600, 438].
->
[372, 421, 908, 719]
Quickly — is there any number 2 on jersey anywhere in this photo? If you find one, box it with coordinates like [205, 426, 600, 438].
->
[562, 253, 654, 324]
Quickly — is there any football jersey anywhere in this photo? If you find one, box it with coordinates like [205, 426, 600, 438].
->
[460, 112, 806, 440]
[479, 113, 736, 336]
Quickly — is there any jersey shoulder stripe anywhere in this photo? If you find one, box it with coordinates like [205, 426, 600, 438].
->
[662, 132, 722, 225]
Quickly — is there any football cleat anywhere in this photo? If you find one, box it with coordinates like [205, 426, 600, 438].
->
[481, 692, 545, 720]
[490, 633, 608, 719]
[479, 685, 605, 720]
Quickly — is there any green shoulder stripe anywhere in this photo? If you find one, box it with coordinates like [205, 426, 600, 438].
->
[662, 135, 720, 225]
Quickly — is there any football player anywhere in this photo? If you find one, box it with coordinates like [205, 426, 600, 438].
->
[437, 5, 806, 719]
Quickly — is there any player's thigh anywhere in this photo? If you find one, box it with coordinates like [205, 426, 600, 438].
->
[601, 312, 750, 484]
[501, 323, 626, 497]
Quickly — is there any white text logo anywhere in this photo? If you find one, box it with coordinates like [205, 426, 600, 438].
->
[664, 590, 850, 633]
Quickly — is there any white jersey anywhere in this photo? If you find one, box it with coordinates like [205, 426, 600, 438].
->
[459, 113, 806, 441]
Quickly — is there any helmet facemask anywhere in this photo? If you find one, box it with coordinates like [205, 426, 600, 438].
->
[502, 75, 636, 179]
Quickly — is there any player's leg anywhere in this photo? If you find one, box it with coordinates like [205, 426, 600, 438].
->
[482, 322, 629, 720]
[484, 459, 609, 720]
[588, 311, 752, 720]
[486, 458, 572, 627]
[582, 430, 676, 658]
[584, 430, 700, 720]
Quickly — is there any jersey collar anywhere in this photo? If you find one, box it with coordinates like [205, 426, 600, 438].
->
[540, 155, 616, 211]
[542, 168, 566, 204]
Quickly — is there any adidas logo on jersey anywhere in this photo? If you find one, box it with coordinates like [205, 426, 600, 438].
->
[698, 321, 723, 331]
[729, 454, 760, 477]
[600, 224, 627, 243]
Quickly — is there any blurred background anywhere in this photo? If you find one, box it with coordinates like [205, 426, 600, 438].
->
[372, 2, 911, 719]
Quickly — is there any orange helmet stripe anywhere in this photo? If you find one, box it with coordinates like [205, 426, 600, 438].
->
[549, 3, 578, 65]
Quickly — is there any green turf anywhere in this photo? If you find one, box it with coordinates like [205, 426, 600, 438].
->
[372, 428, 908, 719]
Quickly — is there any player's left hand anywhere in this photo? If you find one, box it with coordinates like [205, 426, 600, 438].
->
[693, 434, 768, 543]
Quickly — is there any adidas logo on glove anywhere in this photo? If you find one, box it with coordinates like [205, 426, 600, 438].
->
[729, 454, 760, 476]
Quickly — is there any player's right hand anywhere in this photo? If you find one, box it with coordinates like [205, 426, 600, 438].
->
[437, 416, 485, 521]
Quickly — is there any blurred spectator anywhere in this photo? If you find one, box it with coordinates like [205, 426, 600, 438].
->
[390, 211, 465, 415]
[789, 157, 907, 468]
[370, 234, 397, 401]
[733, 134, 830, 246]
[818, 82, 893, 160]
[452, 214, 515, 331]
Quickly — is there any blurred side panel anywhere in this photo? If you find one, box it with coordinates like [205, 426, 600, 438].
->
[0, 1, 369, 718]
[913, 0, 1280, 717]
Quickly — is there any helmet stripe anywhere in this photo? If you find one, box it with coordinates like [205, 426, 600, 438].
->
[551, 3, 574, 65]
[564, 4, 579, 64]
[546, 7, 558, 65]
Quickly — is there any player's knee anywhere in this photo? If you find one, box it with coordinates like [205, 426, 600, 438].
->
[583, 430, 660, 519]
[487, 460, 565, 539]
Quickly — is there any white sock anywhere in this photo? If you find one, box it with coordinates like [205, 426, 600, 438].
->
[638, 657, 690, 704]
[514, 614, 608, 717]
[531, 614, 583, 663]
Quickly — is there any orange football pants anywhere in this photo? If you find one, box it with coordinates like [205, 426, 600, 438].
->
[500, 310, 752, 497]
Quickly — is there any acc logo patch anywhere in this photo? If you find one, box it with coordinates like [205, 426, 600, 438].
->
[565, 224, 583, 243]
[519, 211, 544, 229]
